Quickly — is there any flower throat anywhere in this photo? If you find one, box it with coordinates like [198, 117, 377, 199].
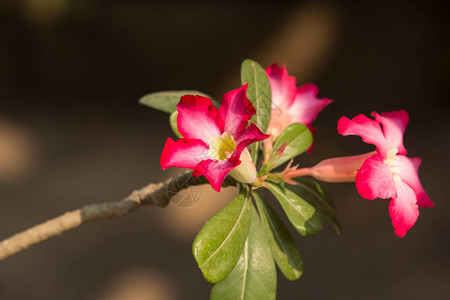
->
[208, 132, 236, 160]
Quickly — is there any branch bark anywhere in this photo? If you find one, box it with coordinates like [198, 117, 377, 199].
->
[0, 173, 236, 261]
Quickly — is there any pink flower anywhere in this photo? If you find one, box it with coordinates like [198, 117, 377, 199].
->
[160, 84, 270, 192]
[338, 111, 434, 237]
[265, 63, 333, 138]
[286, 110, 433, 237]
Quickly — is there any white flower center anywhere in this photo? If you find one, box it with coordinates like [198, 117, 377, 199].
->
[384, 148, 401, 181]
[208, 132, 236, 160]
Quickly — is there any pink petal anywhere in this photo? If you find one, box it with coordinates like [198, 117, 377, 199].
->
[355, 153, 396, 200]
[219, 84, 256, 138]
[177, 95, 224, 144]
[372, 110, 409, 155]
[389, 180, 420, 238]
[288, 84, 334, 125]
[234, 122, 270, 155]
[338, 114, 389, 157]
[393, 156, 434, 208]
[306, 124, 316, 153]
[266, 63, 297, 110]
[192, 158, 241, 192]
[381, 110, 409, 132]
[160, 138, 209, 170]
[267, 110, 292, 137]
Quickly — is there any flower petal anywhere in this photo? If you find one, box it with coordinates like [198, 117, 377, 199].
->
[355, 153, 396, 200]
[389, 180, 420, 238]
[267, 107, 292, 137]
[177, 95, 224, 144]
[393, 156, 434, 208]
[306, 124, 316, 153]
[219, 84, 256, 138]
[234, 123, 270, 155]
[192, 158, 241, 192]
[266, 63, 297, 110]
[372, 110, 409, 155]
[160, 138, 209, 170]
[338, 114, 389, 157]
[288, 84, 333, 125]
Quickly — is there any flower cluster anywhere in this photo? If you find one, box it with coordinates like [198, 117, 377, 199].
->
[160, 62, 433, 238]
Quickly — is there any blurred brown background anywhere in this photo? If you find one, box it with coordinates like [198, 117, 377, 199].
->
[0, 0, 449, 299]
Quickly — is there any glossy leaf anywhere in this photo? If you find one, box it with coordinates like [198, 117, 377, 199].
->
[192, 189, 252, 283]
[240, 59, 272, 132]
[289, 178, 342, 235]
[253, 192, 303, 281]
[265, 181, 323, 237]
[139, 90, 215, 113]
[241, 59, 271, 164]
[169, 111, 183, 138]
[269, 123, 313, 169]
[211, 205, 276, 300]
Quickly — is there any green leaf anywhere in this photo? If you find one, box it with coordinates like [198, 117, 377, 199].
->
[211, 205, 277, 300]
[139, 90, 216, 113]
[265, 181, 323, 237]
[240, 59, 272, 164]
[169, 111, 183, 138]
[240, 59, 272, 132]
[289, 178, 342, 235]
[253, 192, 303, 281]
[193, 189, 252, 283]
[268, 123, 313, 170]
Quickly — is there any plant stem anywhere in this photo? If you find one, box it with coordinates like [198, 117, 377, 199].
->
[0, 173, 236, 261]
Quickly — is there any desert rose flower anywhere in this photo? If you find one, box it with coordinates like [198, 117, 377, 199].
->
[160, 84, 270, 192]
[265, 63, 333, 138]
[287, 110, 433, 237]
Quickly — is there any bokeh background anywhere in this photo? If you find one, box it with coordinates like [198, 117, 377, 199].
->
[0, 0, 449, 299]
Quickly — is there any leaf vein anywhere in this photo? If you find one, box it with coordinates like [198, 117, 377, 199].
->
[198, 197, 249, 269]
